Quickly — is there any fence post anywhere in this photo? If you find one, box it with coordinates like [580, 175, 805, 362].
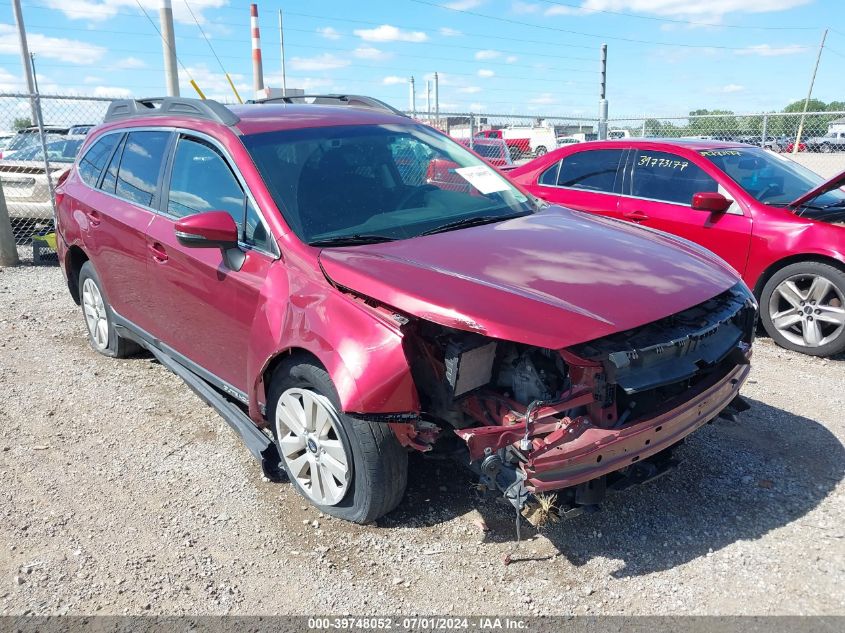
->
[469, 113, 475, 150]
[0, 182, 20, 267]
[32, 91, 57, 218]
[641, 120, 647, 137]
[760, 114, 768, 149]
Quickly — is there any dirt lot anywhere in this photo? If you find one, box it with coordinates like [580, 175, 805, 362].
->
[0, 263, 843, 616]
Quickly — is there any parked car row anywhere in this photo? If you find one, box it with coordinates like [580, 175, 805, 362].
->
[0, 125, 91, 227]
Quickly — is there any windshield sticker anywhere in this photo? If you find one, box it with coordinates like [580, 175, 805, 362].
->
[700, 150, 742, 157]
[454, 165, 510, 194]
[638, 155, 688, 170]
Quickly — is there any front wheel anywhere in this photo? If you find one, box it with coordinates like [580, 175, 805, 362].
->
[820, 143, 833, 153]
[268, 359, 408, 523]
[534, 146, 548, 157]
[760, 262, 845, 357]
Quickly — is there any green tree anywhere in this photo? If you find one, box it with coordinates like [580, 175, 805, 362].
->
[11, 117, 31, 131]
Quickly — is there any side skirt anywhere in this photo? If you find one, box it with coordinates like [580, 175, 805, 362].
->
[112, 314, 283, 481]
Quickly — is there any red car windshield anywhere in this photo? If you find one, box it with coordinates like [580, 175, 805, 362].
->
[243, 123, 534, 245]
[701, 147, 845, 208]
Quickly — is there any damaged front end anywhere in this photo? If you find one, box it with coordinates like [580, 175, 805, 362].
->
[397, 282, 758, 520]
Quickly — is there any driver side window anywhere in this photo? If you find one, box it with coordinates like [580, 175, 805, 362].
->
[167, 135, 274, 252]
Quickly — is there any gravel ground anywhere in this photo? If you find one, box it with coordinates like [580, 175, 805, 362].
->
[0, 263, 843, 616]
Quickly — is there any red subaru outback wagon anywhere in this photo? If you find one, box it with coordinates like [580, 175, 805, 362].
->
[56, 96, 757, 524]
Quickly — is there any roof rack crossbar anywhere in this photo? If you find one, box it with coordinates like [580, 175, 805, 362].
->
[251, 94, 406, 117]
[103, 97, 239, 126]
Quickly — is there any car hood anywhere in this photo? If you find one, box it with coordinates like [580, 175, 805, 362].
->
[318, 207, 741, 349]
[789, 168, 845, 209]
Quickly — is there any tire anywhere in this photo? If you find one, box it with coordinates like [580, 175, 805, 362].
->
[820, 143, 832, 153]
[268, 358, 408, 523]
[77, 261, 140, 358]
[534, 146, 548, 157]
[760, 261, 845, 357]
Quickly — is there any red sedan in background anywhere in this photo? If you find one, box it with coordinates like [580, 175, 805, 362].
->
[510, 140, 845, 356]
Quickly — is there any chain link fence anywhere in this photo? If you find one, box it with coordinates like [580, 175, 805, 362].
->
[0, 93, 113, 263]
[413, 110, 845, 177]
[2, 94, 843, 264]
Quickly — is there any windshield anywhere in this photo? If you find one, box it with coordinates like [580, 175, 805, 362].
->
[700, 147, 845, 207]
[242, 123, 535, 245]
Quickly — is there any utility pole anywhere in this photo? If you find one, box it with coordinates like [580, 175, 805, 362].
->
[434, 72, 440, 125]
[409, 76, 416, 117]
[159, 0, 180, 96]
[0, 181, 19, 267]
[279, 9, 287, 96]
[793, 28, 828, 154]
[426, 80, 431, 120]
[598, 43, 608, 140]
[11, 0, 37, 122]
[250, 4, 265, 96]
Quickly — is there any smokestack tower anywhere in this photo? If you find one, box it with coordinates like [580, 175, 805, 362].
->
[250, 4, 264, 94]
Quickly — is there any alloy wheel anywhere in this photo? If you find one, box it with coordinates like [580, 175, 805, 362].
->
[275, 388, 351, 506]
[769, 273, 845, 349]
[82, 278, 109, 351]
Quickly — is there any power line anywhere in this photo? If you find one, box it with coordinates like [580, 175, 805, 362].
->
[411, 0, 815, 52]
[535, 0, 820, 31]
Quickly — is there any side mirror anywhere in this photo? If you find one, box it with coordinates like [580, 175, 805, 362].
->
[175, 211, 239, 249]
[175, 211, 245, 271]
[691, 191, 733, 213]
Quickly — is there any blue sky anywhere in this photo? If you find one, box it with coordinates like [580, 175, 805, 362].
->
[0, 0, 843, 116]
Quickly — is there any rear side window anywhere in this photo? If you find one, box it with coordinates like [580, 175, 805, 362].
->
[78, 134, 119, 187]
[114, 131, 170, 207]
[100, 135, 126, 194]
[631, 150, 718, 205]
[557, 149, 623, 193]
[538, 162, 560, 186]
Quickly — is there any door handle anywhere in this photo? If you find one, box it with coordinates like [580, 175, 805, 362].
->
[148, 242, 168, 263]
[86, 210, 101, 227]
[623, 210, 649, 222]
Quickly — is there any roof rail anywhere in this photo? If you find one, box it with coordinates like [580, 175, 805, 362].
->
[251, 94, 406, 117]
[103, 97, 239, 126]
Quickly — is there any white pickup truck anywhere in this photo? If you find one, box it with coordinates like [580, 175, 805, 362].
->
[804, 131, 845, 153]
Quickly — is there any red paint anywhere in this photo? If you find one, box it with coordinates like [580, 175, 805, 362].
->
[509, 139, 845, 295]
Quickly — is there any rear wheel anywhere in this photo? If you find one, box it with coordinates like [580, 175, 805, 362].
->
[760, 262, 845, 357]
[820, 143, 833, 153]
[534, 145, 548, 157]
[268, 358, 408, 523]
[78, 261, 139, 358]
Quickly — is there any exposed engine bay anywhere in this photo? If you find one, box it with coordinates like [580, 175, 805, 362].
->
[386, 282, 758, 520]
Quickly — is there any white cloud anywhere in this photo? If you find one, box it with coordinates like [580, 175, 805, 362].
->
[444, 0, 486, 9]
[0, 25, 105, 64]
[383, 75, 407, 85]
[529, 93, 555, 105]
[459, 86, 482, 93]
[317, 27, 341, 40]
[512, 1, 540, 13]
[469, 102, 485, 111]
[573, 0, 810, 21]
[113, 57, 146, 69]
[353, 47, 392, 61]
[545, 5, 591, 16]
[477, 69, 495, 78]
[506, 55, 519, 63]
[720, 83, 745, 93]
[44, 0, 227, 25]
[289, 54, 352, 72]
[736, 44, 806, 56]
[83, 76, 103, 85]
[93, 86, 132, 98]
[439, 27, 462, 37]
[474, 49, 501, 60]
[0, 67, 21, 92]
[354, 25, 428, 43]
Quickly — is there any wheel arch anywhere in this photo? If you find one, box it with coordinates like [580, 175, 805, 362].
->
[65, 245, 89, 305]
[752, 253, 845, 299]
